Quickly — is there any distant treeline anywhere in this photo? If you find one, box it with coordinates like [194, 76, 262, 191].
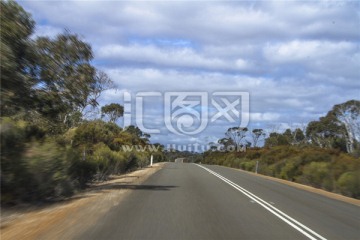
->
[202, 100, 360, 199]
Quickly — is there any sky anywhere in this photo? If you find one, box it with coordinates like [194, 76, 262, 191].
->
[20, 0, 360, 148]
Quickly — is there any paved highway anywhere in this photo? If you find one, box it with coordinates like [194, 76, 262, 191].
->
[78, 163, 360, 240]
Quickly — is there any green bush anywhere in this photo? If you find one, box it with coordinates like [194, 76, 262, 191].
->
[25, 141, 69, 200]
[1, 121, 79, 203]
[240, 161, 256, 171]
[90, 143, 130, 181]
[295, 162, 331, 189]
[337, 171, 360, 198]
[134, 151, 149, 168]
[67, 148, 96, 188]
[279, 157, 302, 181]
[1, 121, 29, 203]
[203, 146, 360, 198]
[73, 120, 122, 149]
[125, 153, 139, 172]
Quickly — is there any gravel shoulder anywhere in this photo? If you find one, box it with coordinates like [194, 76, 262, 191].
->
[0, 163, 165, 240]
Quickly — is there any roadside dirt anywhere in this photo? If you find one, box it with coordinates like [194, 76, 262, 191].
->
[0, 163, 165, 240]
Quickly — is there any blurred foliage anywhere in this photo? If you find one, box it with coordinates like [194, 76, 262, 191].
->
[1, 117, 165, 204]
[0, 0, 36, 115]
[0, 1, 166, 205]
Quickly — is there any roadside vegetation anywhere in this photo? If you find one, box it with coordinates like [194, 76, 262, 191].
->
[1, 1, 165, 205]
[203, 100, 360, 199]
[1, 1, 359, 205]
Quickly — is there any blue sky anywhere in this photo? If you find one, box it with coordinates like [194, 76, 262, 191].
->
[20, 0, 360, 147]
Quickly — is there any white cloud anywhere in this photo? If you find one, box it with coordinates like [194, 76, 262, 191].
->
[20, 0, 360, 146]
[97, 44, 252, 71]
[251, 113, 281, 122]
[264, 40, 356, 63]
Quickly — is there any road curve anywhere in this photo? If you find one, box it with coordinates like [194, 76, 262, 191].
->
[78, 163, 360, 240]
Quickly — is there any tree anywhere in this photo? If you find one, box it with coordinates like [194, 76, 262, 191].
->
[305, 100, 360, 153]
[83, 70, 114, 117]
[283, 129, 293, 144]
[251, 128, 265, 147]
[32, 32, 98, 126]
[306, 114, 347, 151]
[1, 1, 113, 127]
[1, 0, 35, 115]
[264, 132, 290, 147]
[1, 2, 138, 203]
[125, 125, 150, 145]
[225, 127, 248, 148]
[217, 137, 235, 151]
[101, 103, 124, 123]
[331, 100, 360, 153]
[293, 128, 305, 145]
[73, 120, 122, 148]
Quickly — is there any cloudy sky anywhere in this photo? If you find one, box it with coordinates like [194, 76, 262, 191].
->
[21, 0, 359, 148]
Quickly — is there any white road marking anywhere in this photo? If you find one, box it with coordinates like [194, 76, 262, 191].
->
[196, 164, 327, 240]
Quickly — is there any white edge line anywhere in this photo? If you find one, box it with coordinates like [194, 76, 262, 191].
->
[203, 166, 326, 240]
[195, 164, 327, 240]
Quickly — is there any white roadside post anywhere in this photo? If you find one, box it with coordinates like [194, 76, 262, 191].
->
[255, 160, 259, 174]
[150, 154, 153, 167]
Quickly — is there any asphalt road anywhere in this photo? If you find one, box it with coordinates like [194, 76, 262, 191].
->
[78, 163, 360, 240]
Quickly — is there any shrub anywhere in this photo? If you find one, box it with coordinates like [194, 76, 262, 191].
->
[125, 153, 139, 172]
[203, 145, 360, 198]
[279, 157, 301, 181]
[67, 148, 96, 188]
[337, 171, 360, 198]
[1, 119, 31, 203]
[25, 141, 65, 200]
[298, 162, 331, 189]
[240, 161, 256, 171]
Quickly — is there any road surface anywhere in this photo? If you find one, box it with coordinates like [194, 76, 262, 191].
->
[78, 163, 360, 240]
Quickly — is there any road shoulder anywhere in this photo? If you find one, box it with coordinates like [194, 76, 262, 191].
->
[1, 163, 166, 240]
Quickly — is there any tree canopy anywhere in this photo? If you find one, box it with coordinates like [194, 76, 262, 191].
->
[101, 103, 124, 123]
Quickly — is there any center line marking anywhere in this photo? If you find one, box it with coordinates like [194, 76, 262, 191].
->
[195, 164, 327, 240]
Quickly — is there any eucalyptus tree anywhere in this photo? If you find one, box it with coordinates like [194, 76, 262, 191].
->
[225, 127, 248, 148]
[101, 103, 124, 123]
[0, 0, 35, 115]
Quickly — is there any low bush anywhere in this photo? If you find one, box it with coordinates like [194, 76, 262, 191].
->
[204, 146, 360, 199]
